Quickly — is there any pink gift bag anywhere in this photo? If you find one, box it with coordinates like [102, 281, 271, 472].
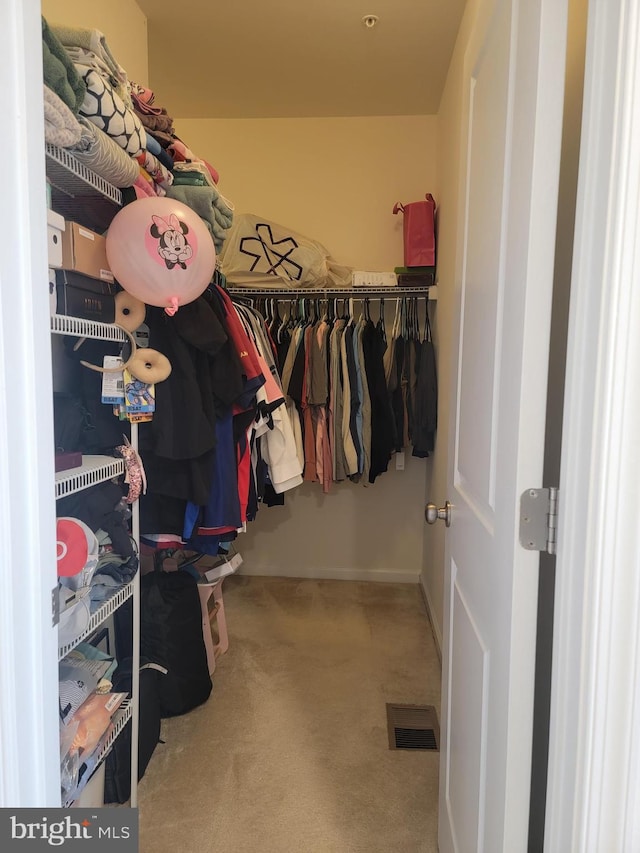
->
[393, 193, 437, 267]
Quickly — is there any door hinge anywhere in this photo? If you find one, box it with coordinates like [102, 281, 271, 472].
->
[51, 587, 60, 627]
[519, 487, 558, 555]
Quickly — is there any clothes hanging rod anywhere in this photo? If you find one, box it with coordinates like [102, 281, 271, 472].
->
[227, 286, 438, 300]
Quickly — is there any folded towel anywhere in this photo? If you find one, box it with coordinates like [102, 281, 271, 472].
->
[42, 17, 86, 114]
[70, 118, 139, 188]
[77, 66, 146, 158]
[43, 85, 83, 147]
[50, 25, 131, 108]
[165, 184, 234, 253]
[172, 161, 218, 189]
[168, 141, 219, 184]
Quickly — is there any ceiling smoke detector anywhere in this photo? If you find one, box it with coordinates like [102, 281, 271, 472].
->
[362, 14, 379, 28]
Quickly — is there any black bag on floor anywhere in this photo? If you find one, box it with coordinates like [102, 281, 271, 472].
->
[140, 569, 212, 717]
[104, 658, 166, 804]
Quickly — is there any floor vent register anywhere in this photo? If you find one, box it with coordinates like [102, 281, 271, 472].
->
[386, 703, 440, 751]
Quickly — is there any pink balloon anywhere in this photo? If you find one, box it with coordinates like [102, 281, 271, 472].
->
[106, 197, 216, 315]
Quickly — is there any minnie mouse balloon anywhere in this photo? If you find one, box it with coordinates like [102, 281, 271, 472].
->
[106, 197, 216, 316]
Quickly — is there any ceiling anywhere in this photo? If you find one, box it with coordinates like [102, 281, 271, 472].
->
[136, 0, 467, 119]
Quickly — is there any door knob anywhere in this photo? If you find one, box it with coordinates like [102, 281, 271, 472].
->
[425, 501, 452, 527]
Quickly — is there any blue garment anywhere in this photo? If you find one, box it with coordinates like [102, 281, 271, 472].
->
[145, 133, 175, 169]
[145, 132, 162, 155]
[183, 409, 241, 540]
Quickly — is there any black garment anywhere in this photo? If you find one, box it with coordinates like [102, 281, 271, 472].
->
[139, 295, 244, 509]
[362, 320, 395, 483]
[61, 337, 130, 453]
[57, 481, 134, 559]
[390, 336, 406, 453]
[412, 339, 438, 457]
[288, 327, 307, 405]
[343, 323, 362, 475]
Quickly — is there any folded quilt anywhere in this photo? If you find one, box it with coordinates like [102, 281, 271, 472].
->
[70, 118, 139, 188]
[77, 67, 146, 158]
[136, 150, 174, 190]
[165, 184, 234, 253]
[43, 86, 83, 148]
[50, 25, 131, 108]
[42, 17, 86, 114]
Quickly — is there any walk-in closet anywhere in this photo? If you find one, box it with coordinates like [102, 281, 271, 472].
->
[3, 0, 612, 851]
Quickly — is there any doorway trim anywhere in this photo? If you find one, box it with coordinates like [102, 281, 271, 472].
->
[0, 0, 60, 805]
[545, 0, 640, 848]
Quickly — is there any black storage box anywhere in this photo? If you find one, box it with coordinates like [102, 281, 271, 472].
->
[55, 269, 116, 323]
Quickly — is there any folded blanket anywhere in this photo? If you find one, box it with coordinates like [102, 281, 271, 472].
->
[43, 86, 83, 147]
[42, 17, 86, 114]
[50, 25, 132, 108]
[77, 66, 146, 157]
[136, 150, 174, 190]
[148, 129, 175, 149]
[70, 118, 139, 188]
[137, 110, 175, 135]
[165, 184, 234, 253]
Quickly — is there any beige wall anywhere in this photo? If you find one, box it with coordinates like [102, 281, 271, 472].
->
[41, 0, 149, 87]
[173, 115, 439, 580]
[175, 116, 438, 271]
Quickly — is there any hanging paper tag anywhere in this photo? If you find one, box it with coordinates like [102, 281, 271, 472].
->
[101, 356, 125, 404]
[123, 367, 155, 415]
[134, 323, 150, 349]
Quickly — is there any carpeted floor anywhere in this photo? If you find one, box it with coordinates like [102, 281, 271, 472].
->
[138, 575, 441, 853]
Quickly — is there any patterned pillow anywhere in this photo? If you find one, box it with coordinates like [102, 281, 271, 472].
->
[77, 67, 145, 158]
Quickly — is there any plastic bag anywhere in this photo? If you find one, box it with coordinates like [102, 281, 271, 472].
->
[220, 213, 352, 289]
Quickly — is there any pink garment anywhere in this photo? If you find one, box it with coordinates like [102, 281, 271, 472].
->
[322, 407, 332, 493]
[133, 173, 159, 199]
[202, 159, 220, 185]
[168, 139, 196, 162]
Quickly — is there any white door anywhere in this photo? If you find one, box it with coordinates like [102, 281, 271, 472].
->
[437, 0, 568, 850]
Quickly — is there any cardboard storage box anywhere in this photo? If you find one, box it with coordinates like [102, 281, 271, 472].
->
[47, 209, 65, 268]
[61, 221, 114, 283]
[55, 269, 116, 323]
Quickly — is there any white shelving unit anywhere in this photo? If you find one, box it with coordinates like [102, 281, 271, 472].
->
[48, 145, 140, 808]
[55, 456, 125, 500]
[51, 315, 127, 342]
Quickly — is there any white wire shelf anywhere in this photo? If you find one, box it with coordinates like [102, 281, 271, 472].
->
[228, 285, 438, 300]
[51, 314, 127, 342]
[46, 143, 122, 232]
[58, 580, 134, 660]
[63, 699, 132, 808]
[55, 455, 124, 500]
